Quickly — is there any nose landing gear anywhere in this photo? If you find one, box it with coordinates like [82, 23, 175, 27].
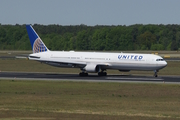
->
[154, 70, 158, 77]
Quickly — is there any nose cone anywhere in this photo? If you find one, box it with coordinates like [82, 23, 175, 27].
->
[164, 61, 167, 66]
[157, 60, 167, 70]
[161, 61, 167, 68]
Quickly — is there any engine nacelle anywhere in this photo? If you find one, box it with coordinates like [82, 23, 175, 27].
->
[84, 64, 100, 73]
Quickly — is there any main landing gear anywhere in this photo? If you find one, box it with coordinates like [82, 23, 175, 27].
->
[79, 72, 88, 76]
[98, 70, 107, 76]
[79, 72, 107, 76]
[79, 70, 107, 77]
[154, 70, 158, 77]
[98, 71, 107, 76]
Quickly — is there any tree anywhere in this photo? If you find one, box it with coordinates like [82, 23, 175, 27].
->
[0, 24, 180, 51]
[137, 31, 156, 50]
[151, 44, 164, 50]
[171, 40, 178, 50]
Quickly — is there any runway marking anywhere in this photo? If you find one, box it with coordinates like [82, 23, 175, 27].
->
[106, 77, 163, 81]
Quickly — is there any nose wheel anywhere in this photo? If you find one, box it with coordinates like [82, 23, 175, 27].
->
[154, 70, 158, 77]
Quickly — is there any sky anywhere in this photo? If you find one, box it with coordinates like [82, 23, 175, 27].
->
[0, 0, 180, 26]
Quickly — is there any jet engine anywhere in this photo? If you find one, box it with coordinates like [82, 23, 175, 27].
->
[84, 64, 100, 73]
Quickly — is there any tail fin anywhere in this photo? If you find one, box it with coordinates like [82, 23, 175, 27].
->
[26, 25, 49, 53]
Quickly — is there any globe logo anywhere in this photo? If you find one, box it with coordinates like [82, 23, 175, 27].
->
[33, 38, 47, 53]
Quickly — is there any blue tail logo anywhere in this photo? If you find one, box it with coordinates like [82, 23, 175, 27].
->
[26, 25, 49, 53]
[33, 38, 48, 53]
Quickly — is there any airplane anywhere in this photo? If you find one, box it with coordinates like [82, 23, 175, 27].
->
[26, 25, 167, 77]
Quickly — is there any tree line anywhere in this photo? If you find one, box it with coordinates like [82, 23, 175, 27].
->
[0, 24, 180, 51]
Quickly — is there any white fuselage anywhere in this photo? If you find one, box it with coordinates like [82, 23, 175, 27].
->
[29, 51, 167, 72]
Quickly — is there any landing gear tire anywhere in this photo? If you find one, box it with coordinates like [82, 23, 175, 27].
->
[154, 70, 158, 77]
[98, 72, 107, 76]
[79, 72, 88, 77]
[154, 74, 158, 77]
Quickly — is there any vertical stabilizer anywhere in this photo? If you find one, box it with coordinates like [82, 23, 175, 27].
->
[26, 25, 49, 53]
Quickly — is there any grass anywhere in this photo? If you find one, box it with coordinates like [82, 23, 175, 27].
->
[0, 80, 180, 119]
[0, 50, 180, 119]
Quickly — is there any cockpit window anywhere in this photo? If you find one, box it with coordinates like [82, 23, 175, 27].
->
[156, 59, 164, 61]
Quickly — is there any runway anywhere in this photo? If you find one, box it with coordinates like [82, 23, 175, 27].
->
[0, 72, 180, 83]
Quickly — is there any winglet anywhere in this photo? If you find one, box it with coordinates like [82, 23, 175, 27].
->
[26, 25, 49, 53]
